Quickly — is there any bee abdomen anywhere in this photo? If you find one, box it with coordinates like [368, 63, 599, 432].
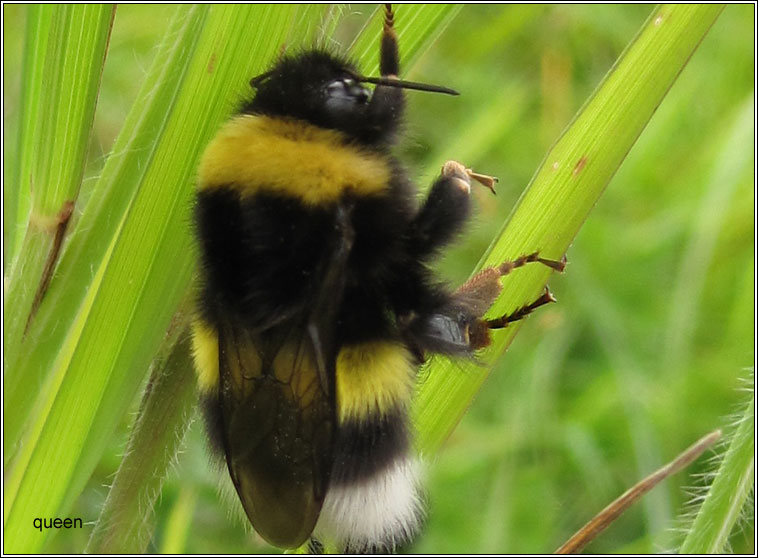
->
[316, 341, 424, 551]
[331, 408, 410, 485]
[319, 418, 424, 553]
[318, 454, 424, 553]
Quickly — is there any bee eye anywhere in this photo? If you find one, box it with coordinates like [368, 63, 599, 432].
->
[325, 78, 371, 109]
[327, 79, 347, 94]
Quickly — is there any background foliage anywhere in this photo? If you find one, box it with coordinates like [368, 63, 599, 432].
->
[3, 4, 754, 554]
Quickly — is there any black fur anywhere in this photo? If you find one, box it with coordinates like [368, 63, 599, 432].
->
[199, 391, 226, 460]
[196, 173, 472, 354]
[196, 187, 337, 330]
[330, 407, 411, 485]
[242, 51, 404, 147]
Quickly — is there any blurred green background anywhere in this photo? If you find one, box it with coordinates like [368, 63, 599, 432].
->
[3, 4, 754, 554]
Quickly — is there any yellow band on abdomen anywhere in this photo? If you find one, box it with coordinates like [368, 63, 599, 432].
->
[336, 341, 415, 423]
[191, 318, 219, 393]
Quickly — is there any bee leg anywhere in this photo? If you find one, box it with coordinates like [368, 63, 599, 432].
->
[466, 169, 498, 194]
[381, 4, 399, 77]
[408, 161, 476, 257]
[486, 287, 556, 329]
[307, 537, 324, 554]
[453, 250, 566, 314]
[495, 251, 567, 275]
[457, 251, 565, 350]
[367, 4, 404, 133]
[444, 252, 565, 351]
[466, 288, 557, 350]
[466, 287, 557, 350]
[456, 250, 565, 301]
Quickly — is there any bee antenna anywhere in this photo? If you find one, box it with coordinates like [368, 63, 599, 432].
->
[357, 75, 459, 96]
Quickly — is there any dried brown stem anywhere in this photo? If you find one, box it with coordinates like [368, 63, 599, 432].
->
[555, 430, 722, 554]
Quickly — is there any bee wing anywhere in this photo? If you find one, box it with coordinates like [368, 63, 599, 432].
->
[219, 202, 355, 549]
[218, 322, 334, 548]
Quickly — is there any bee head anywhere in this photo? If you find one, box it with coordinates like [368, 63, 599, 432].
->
[242, 51, 396, 145]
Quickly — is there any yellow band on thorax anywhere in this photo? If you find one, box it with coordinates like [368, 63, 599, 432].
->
[198, 115, 391, 205]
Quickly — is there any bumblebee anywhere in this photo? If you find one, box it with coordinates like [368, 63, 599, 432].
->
[191, 5, 563, 553]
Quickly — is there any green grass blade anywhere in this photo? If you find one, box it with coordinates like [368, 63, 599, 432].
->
[3, 5, 113, 265]
[86, 324, 197, 554]
[679, 389, 755, 553]
[413, 4, 725, 454]
[159, 486, 199, 554]
[3, 4, 113, 406]
[2, 6, 24, 269]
